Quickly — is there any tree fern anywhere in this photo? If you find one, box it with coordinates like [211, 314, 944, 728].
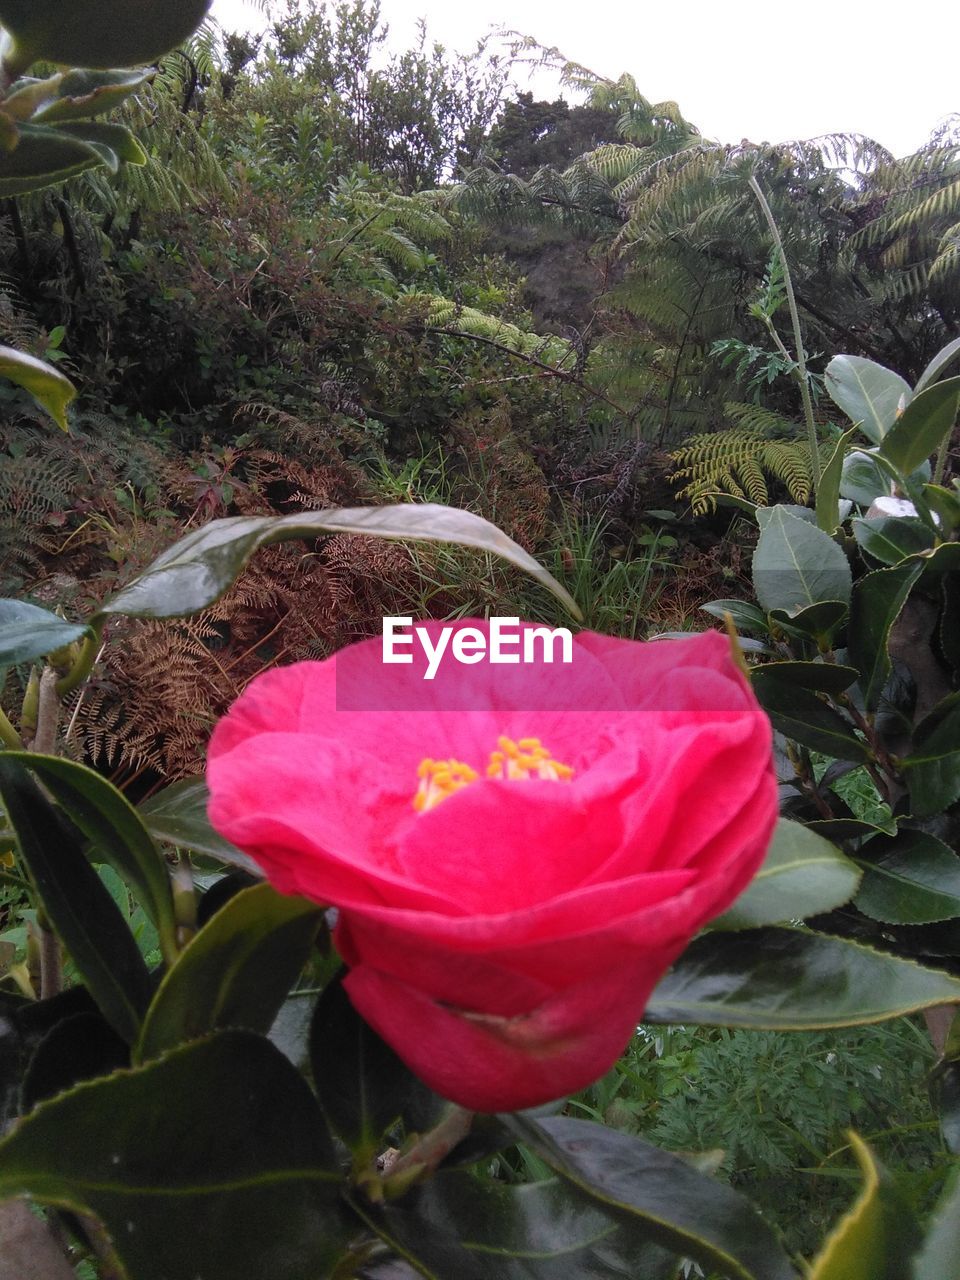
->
[670, 403, 822, 512]
[406, 292, 573, 366]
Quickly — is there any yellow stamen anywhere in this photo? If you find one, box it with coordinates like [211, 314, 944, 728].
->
[413, 736, 573, 811]
[413, 758, 479, 812]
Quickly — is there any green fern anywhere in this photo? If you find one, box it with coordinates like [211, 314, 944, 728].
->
[670, 403, 820, 513]
[406, 293, 572, 366]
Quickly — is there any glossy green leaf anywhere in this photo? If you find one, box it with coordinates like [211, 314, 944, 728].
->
[879, 377, 960, 478]
[915, 539, 960, 584]
[848, 561, 924, 711]
[5, 752, 176, 961]
[924, 484, 960, 534]
[310, 972, 443, 1162]
[138, 775, 259, 872]
[0, 599, 88, 664]
[54, 120, 146, 168]
[715, 819, 861, 929]
[912, 1166, 960, 1280]
[20, 1010, 128, 1112]
[0, 347, 75, 430]
[0, 122, 113, 195]
[501, 1115, 797, 1280]
[754, 660, 859, 695]
[0, 0, 213, 71]
[915, 335, 960, 394]
[752, 506, 851, 614]
[646, 926, 960, 1028]
[350, 1170, 680, 1280]
[32, 67, 154, 122]
[852, 516, 936, 565]
[806, 815, 897, 840]
[0, 757, 152, 1043]
[751, 671, 869, 762]
[808, 1133, 921, 1280]
[855, 829, 960, 924]
[0, 72, 64, 120]
[824, 355, 911, 443]
[902, 693, 960, 816]
[136, 883, 322, 1062]
[817, 427, 858, 532]
[95, 504, 580, 622]
[0, 1031, 350, 1280]
[768, 600, 848, 641]
[840, 450, 890, 506]
[701, 598, 770, 634]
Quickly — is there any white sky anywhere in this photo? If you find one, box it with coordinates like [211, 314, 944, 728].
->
[211, 0, 959, 158]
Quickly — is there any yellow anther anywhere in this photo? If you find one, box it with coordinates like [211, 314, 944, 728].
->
[414, 737, 573, 811]
[413, 758, 478, 812]
[486, 736, 574, 784]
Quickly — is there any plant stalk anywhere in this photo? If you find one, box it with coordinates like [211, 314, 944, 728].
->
[56, 626, 103, 697]
[748, 174, 821, 492]
[32, 668, 60, 756]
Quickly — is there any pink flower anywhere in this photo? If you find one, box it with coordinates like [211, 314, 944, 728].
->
[206, 624, 776, 1112]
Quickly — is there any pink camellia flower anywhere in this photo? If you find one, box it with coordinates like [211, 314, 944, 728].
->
[206, 623, 776, 1112]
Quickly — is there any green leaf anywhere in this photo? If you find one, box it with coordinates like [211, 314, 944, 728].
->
[751, 671, 869, 762]
[806, 816, 898, 840]
[136, 883, 322, 1063]
[879, 377, 960, 478]
[138, 776, 259, 872]
[0, 121, 113, 195]
[0, 0, 213, 71]
[350, 1169, 681, 1280]
[924, 484, 960, 534]
[768, 600, 848, 641]
[848, 561, 924, 711]
[840, 450, 890, 506]
[0, 757, 152, 1043]
[901, 693, 960, 816]
[854, 830, 960, 924]
[20, 1010, 128, 1112]
[0, 1030, 351, 1280]
[0, 72, 64, 120]
[753, 660, 859, 695]
[500, 1115, 797, 1280]
[0, 599, 88, 664]
[0, 346, 75, 430]
[752, 506, 852, 615]
[915, 335, 960, 394]
[95, 504, 581, 623]
[851, 516, 936, 565]
[817, 427, 859, 532]
[824, 355, 912, 443]
[310, 972, 444, 1163]
[700, 599, 770, 634]
[646, 926, 960, 1028]
[4, 752, 176, 959]
[808, 1133, 921, 1279]
[912, 1165, 960, 1280]
[715, 819, 861, 929]
[32, 68, 154, 123]
[53, 120, 146, 167]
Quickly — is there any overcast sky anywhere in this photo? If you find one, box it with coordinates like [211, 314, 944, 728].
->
[211, 0, 958, 158]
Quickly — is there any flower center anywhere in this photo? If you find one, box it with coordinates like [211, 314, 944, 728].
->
[413, 736, 573, 812]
